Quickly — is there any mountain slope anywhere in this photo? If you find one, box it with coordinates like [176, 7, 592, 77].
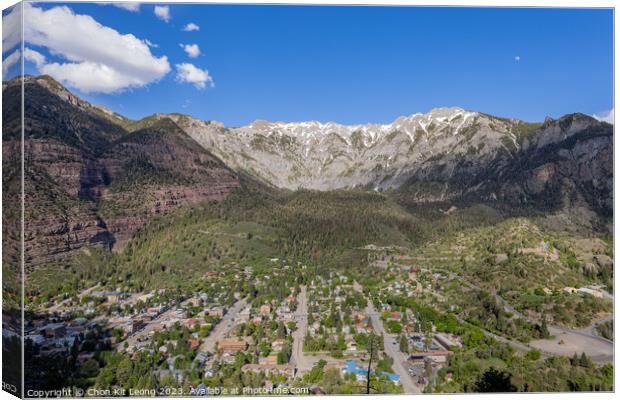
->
[2, 76, 241, 267]
[397, 114, 613, 213]
[169, 108, 538, 190]
[166, 107, 612, 230]
[3, 75, 613, 267]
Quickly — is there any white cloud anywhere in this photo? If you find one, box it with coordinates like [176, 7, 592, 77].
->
[180, 43, 201, 58]
[144, 39, 159, 48]
[183, 23, 200, 32]
[175, 63, 213, 89]
[20, 3, 170, 93]
[154, 5, 171, 23]
[514, 56, 521, 61]
[24, 48, 46, 68]
[2, 4, 22, 52]
[113, 3, 140, 12]
[593, 108, 614, 124]
[2, 50, 20, 78]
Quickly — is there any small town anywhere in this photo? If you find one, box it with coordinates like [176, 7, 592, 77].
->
[10, 239, 612, 397]
[15, 256, 480, 395]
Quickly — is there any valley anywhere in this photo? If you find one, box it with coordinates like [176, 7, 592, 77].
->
[2, 75, 614, 395]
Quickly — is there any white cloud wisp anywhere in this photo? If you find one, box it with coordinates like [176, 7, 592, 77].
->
[20, 3, 170, 93]
[593, 108, 614, 124]
[175, 63, 213, 89]
[180, 43, 201, 58]
[154, 5, 171, 22]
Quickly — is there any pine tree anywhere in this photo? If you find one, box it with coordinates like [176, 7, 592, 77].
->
[399, 334, 409, 353]
[540, 316, 549, 338]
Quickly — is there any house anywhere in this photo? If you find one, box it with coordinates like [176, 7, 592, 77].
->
[390, 311, 402, 321]
[260, 304, 271, 315]
[218, 339, 248, 354]
[259, 354, 278, 366]
[241, 364, 296, 379]
[190, 339, 201, 350]
[409, 350, 453, 362]
[92, 292, 127, 304]
[207, 307, 225, 318]
[354, 321, 369, 333]
[184, 318, 201, 329]
[426, 354, 448, 363]
[271, 338, 285, 352]
[147, 306, 162, 315]
[42, 323, 66, 338]
[140, 314, 153, 322]
[276, 306, 291, 316]
[345, 338, 357, 352]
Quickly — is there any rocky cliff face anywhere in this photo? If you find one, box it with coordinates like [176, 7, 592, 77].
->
[3, 76, 240, 268]
[170, 108, 538, 191]
[168, 107, 612, 224]
[393, 113, 613, 233]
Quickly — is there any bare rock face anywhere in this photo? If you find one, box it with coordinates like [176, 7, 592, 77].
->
[497, 114, 613, 217]
[170, 108, 532, 191]
[171, 108, 612, 223]
[3, 77, 240, 267]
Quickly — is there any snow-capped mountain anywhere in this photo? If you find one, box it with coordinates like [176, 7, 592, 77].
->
[166, 107, 530, 191]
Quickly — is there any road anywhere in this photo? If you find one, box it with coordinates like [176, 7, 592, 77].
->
[431, 268, 613, 363]
[353, 282, 422, 394]
[47, 285, 99, 314]
[121, 306, 180, 350]
[289, 286, 344, 373]
[200, 297, 248, 353]
[291, 285, 313, 372]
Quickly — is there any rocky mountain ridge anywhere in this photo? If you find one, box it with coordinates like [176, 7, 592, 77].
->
[166, 107, 536, 190]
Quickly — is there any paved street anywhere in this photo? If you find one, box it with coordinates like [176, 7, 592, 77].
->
[122, 306, 180, 349]
[200, 297, 248, 353]
[291, 285, 310, 371]
[353, 281, 422, 394]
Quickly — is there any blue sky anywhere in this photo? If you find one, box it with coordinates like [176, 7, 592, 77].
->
[2, 3, 614, 126]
